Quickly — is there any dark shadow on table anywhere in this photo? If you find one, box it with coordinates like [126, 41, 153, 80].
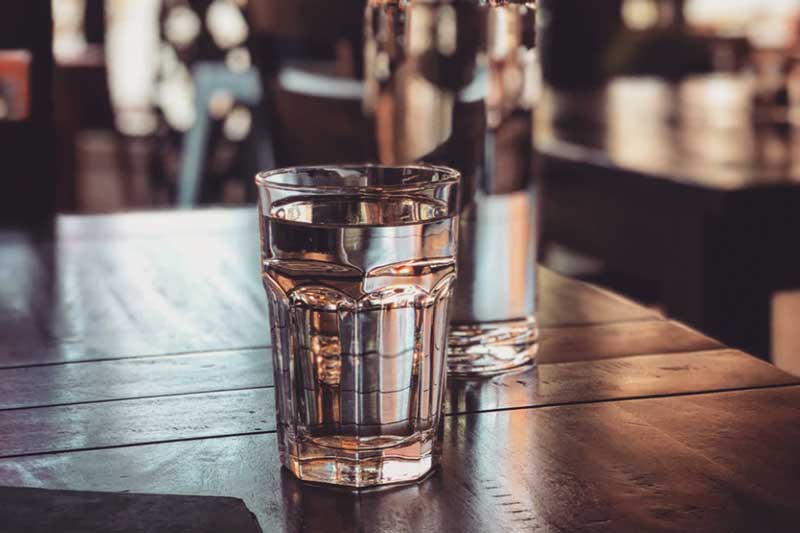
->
[0, 485, 262, 533]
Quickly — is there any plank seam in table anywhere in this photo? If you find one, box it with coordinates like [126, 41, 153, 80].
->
[0, 385, 273, 413]
[447, 382, 800, 417]
[2, 384, 798, 462]
[1, 319, 702, 371]
[0, 431, 275, 461]
[0, 349, 800, 413]
[0, 347, 779, 411]
[1, 371, 795, 415]
[2, 381, 798, 460]
[0, 346, 271, 371]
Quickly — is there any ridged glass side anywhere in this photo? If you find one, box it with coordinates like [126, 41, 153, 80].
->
[261, 194, 457, 487]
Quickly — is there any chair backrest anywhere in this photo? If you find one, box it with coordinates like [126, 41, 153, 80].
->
[177, 63, 273, 207]
[247, 0, 375, 168]
[249, 0, 366, 78]
[249, 0, 365, 46]
[268, 67, 375, 167]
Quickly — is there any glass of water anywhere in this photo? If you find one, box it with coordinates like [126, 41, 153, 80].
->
[256, 164, 460, 487]
[364, 0, 539, 376]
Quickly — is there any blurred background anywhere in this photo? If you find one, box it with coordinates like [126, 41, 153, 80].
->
[2, 0, 800, 372]
[3, 0, 369, 219]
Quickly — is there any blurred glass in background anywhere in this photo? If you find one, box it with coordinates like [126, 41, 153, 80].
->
[364, 0, 540, 375]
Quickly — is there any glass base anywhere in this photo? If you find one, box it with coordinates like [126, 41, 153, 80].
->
[281, 430, 440, 488]
[447, 317, 538, 376]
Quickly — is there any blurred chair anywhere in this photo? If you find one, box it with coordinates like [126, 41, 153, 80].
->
[249, 0, 375, 167]
[174, 0, 373, 206]
[177, 63, 273, 206]
[267, 64, 373, 167]
[248, 0, 365, 76]
[151, 0, 262, 206]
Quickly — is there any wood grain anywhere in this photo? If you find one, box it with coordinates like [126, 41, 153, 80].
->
[0, 207, 661, 368]
[448, 349, 800, 415]
[616, 387, 800, 502]
[537, 267, 661, 327]
[0, 227, 269, 367]
[537, 320, 722, 363]
[0, 349, 270, 410]
[2, 349, 794, 458]
[0, 389, 274, 458]
[2, 386, 798, 532]
[0, 314, 718, 409]
[2, 341, 795, 413]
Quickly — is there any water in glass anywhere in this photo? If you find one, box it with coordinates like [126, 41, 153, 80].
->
[260, 187, 457, 487]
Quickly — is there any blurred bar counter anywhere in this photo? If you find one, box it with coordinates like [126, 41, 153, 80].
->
[535, 0, 800, 364]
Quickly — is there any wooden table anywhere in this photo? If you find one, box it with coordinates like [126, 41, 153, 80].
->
[1, 208, 800, 532]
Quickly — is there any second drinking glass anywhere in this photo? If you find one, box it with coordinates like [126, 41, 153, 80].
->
[364, 0, 539, 375]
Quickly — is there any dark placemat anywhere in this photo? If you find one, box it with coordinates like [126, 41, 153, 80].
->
[0, 486, 262, 533]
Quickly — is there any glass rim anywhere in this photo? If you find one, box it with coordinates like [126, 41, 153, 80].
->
[254, 163, 460, 194]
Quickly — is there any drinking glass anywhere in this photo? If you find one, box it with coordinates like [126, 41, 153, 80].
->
[256, 164, 460, 487]
[364, 0, 539, 376]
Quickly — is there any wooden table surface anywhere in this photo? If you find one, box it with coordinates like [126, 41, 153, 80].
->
[1, 208, 799, 532]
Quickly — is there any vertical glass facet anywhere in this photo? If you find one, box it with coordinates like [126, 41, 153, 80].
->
[256, 165, 460, 487]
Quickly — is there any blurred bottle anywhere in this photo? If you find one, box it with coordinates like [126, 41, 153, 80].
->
[364, 0, 539, 376]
